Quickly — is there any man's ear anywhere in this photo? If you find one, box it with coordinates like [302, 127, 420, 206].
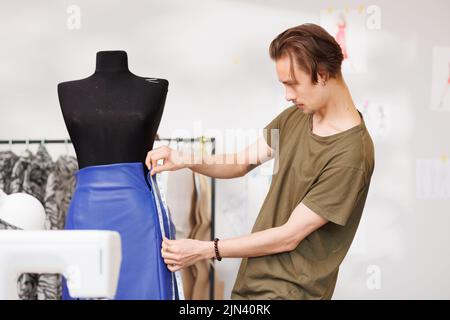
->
[317, 71, 329, 86]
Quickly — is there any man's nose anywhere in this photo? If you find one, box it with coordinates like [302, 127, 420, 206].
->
[285, 90, 296, 102]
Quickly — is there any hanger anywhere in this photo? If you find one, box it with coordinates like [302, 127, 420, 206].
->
[64, 139, 70, 156]
[18, 139, 31, 158]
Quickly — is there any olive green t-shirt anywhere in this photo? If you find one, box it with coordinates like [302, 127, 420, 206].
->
[231, 105, 375, 300]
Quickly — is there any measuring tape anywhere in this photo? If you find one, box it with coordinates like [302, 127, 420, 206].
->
[147, 167, 185, 300]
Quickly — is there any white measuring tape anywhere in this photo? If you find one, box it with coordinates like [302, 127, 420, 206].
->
[147, 167, 185, 300]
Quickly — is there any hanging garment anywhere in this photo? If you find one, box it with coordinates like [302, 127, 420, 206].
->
[0, 150, 21, 230]
[61, 162, 180, 300]
[44, 155, 78, 230]
[37, 155, 78, 300]
[183, 172, 212, 300]
[165, 168, 196, 240]
[8, 149, 33, 195]
[10, 145, 54, 202]
[0, 151, 19, 194]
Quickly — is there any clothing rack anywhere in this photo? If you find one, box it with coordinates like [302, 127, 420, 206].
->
[0, 137, 215, 145]
[0, 137, 217, 300]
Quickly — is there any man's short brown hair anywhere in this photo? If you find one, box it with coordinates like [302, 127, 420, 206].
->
[269, 23, 344, 84]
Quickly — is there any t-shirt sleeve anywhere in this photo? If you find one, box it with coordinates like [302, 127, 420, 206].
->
[263, 117, 280, 149]
[263, 106, 294, 149]
[302, 166, 367, 226]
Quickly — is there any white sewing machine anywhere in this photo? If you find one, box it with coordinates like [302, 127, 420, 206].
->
[0, 230, 122, 300]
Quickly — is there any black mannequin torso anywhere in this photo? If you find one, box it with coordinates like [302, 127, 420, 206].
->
[57, 50, 168, 170]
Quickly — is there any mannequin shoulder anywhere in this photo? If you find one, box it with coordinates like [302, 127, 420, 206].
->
[57, 80, 77, 99]
[132, 74, 169, 91]
[57, 80, 75, 94]
[57, 76, 94, 95]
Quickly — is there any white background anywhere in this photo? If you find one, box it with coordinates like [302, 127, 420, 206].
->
[0, 0, 449, 299]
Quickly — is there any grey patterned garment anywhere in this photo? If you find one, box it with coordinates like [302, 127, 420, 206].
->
[0, 151, 19, 193]
[44, 155, 78, 230]
[37, 155, 77, 300]
[10, 145, 54, 202]
[0, 145, 78, 300]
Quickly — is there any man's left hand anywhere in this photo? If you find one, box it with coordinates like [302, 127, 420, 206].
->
[161, 236, 213, 272]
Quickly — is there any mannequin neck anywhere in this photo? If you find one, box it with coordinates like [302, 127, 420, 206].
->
[95, 51, 129, 72]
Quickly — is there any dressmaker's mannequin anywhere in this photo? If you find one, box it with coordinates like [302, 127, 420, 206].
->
[57, 51, 179, 300]
[57, 50, 168, 171]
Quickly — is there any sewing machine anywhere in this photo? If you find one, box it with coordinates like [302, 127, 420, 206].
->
[0, 230, 122, 300]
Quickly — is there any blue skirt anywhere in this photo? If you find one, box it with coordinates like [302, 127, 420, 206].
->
[62, 162, 179, 300]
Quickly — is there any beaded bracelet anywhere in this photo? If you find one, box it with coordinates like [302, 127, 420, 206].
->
[214, 238, 222, 261]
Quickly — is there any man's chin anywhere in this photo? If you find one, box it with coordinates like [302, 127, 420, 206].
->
[296, 104, 312, 114]
[299, 107, 310, 114]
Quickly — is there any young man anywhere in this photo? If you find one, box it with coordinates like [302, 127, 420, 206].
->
[146, 23, 375, 299]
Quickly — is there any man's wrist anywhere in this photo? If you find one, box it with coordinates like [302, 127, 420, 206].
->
[200, 240, 216, 259]
[171, 151, 192, 170]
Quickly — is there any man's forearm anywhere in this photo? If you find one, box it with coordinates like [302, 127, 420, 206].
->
[199, 225, 295, 260]
[186, 153, 251, 179]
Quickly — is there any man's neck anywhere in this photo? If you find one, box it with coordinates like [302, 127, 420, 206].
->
[313, 80, 361, 133]
[313, 80, 362, 136]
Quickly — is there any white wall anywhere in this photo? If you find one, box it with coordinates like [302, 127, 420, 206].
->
[0, 0, 449, 299]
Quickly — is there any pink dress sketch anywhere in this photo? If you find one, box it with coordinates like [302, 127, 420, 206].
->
[335, 14, 349, 60]
[438, 62, 450, 109]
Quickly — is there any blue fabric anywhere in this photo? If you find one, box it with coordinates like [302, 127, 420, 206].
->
[62, 162, 177, 300]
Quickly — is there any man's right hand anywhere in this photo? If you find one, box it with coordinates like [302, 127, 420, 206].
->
[145, 146, 187, 176]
